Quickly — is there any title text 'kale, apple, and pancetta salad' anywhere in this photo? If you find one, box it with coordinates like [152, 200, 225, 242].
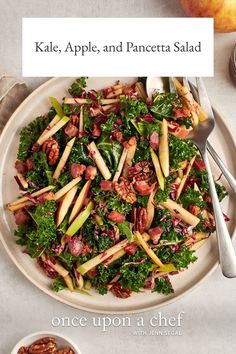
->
[7, 77, 228, 298]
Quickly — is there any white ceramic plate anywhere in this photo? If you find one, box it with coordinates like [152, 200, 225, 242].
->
[0, 77, 235, 314]
[11, 331, 81, 354]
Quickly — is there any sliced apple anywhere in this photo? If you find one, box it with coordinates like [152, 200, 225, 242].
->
[53, 137, 75, 181]
[49, 97, 65, 118]
[146, 188, 156, 229]
[64, 97, 89, 105]
[159, 119, 169, 177]
[64, 274, 74, 291]
[135, 81, 147, 101]
[66, 201, 94, 237]
[87, 141, 111, 180]
[37, 115, 61, 142]
[100, 98, 120, 105]
[7, 200, 34, 212]
[106, 88, 122, 98]
[135, 231, 164, 267]
[69, 180, 92, 224]
[37, 116, 70, 145]
[41, 254, 68, 277]
[8, 185, 55, 207]
[150, 147, 165, 190]
[79, 106, 83, 136]
[90, 104, 115, 117]
[113, 147, 128, 182]
[56, 185, 78, 227]
[160, 198, 200, 227]
[122, 137, 137, 177]
[54, 177, 81, 201]
[77, 238, 128, 275]
[176, 155, 196, 200]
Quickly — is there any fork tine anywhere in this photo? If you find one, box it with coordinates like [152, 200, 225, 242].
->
[168, 77, 177, 94]
[196, 77, 214, 119]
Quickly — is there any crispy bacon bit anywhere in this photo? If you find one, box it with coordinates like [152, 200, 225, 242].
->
[124, 242, 138, 256]
[87, 267, 97, 278]
[189, 205, 201, 216]
[108, 210, 125, 223]
[141, 113, 155, 122]
[150, 131, 159, 150]
[42, 137, 59, 165]
[134, 181, 154, 196]
[194, 159, 206, 171]
[173, 107, 191, 118]
[85, 165, 97, 180]
[128, 161, 154, 182]
[26, 159, 35, 171]
[112, 130, 123, 142]
[70, 163, 86, 178]
[31, 142, 41, 152]
[91, 123, 101, 137]
[100, 180, 113, 191]
[114, 177, 137, 204]
[37, 258, 58, 279]
[64, 122, 78, 137]
[14, 209, 29, 225]
[15, 160, 27, 173]
[148, 226, 164, 244]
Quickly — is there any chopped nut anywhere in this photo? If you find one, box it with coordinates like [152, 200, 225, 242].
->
[114, 177, 136, 204]
[42, 137, 59, 165]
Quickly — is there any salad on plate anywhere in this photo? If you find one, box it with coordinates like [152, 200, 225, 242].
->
[7, 77, 228, 298]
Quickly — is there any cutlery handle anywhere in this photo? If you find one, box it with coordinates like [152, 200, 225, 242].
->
[207, 141, 236, 195]
[203, 150, 236, 278]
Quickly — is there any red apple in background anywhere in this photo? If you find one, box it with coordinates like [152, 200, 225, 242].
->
[179, 0, 236, 32]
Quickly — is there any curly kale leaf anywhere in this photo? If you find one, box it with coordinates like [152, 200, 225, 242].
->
[93, 190, 133, 216]
[69, 141, 94, 166]
[156, 245, 197, 270]
[179, 187, 206, 210]
[52, 277, 67, 292]
[121, 96, 149, 119]
[118, 221, 134, 242]
[215, 183, 228, 202]
[160, 230, 186, 245]
[68, 77, 87, 97]
[27, 200, 57, 250]
[26, 152, 53, 187]
[154, 276, 174, 295]
[17, 116, 50, 161]
[131, 119, 161, 138]
[82, 218, 112, 252]
[120, 249, 152, 292]
[169, 135, 198, 169]
[151, 93, 178, 119]
[154, 184, 171, 204]
[133, 139, 150, 163]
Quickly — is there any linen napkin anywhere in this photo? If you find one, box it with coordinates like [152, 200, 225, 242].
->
[0, 66, 28, 133]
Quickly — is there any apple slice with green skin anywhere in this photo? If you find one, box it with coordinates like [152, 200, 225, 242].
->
[150, 147, 165, 190]
[77, 238, 129, 275]
[53, 137, 75, 181]
[155, 263, 177, 273]
[56, 185, 78, 227]
[122, 137, 137, 177]
[134, 231, 164, 267]
[37, 116, 70, 145]
[66, 201, 94, 237]
[54, 176, 81, 201]
[37, 115, 61, 143]
[49, 97, 65, 118]
[69, 180, 92, 224]
[87, 141, 111, 180]
[159, 119, 169, 177]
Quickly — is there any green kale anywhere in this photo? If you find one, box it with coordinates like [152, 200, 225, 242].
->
[193, 168, 209, 193]
[120, 250, 152, 292]
[57, 171, 72, 188]
[52, 277, 67, 292]
[153, 208, 172, 229]
[171, 246, 197, 270]
[215, 183, 228, 202]
[68, 77, 87, 97]
[154, 184, 171, 204]
[96, 284, 108, 295]
[26, 152, 53, 187]
[131, 119, 161, 138]
[121, 96, 149, 119]
[169, 135, 198, 169]
[179, 187, 206, 210]
[154, 276, 174, 295]
[97, 133, 122, 172]
[100, 113, 118, 133]
[136, 195, 149, 208]
[133, 139, 150, 163]
[58, 252, 79, 270]
[17, 116, 49, 161]
[93, 190, 133, 216]
[91, 264, 117, 294]
[151, 93, 178, 119]
[27, 200, 57, 251]
[82, 218, 112, 252]
[69, 141, 94, 166]
[160, 230, 186, 244]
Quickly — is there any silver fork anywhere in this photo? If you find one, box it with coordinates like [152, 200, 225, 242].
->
[169, 77, 236, 278]
[183, 78, 236, 195]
